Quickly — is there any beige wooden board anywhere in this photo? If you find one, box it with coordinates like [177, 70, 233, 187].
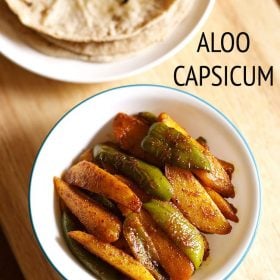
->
[0, 0, 279, 279]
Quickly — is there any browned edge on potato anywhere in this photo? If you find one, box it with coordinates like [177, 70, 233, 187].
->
[204, 187, 239, 222]
[113, 112, 159, 165]
[158, 112, 235, 198]
[139, 210, 194, 280]
[196, 136, 235, 180]
[63, 160, 142, 212]
[165, 165, 232, 234]
[54, 177, 121, 243]
[68, 231, 156, 280]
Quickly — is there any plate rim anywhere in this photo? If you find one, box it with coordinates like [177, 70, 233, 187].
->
[28, 84, 261, 279]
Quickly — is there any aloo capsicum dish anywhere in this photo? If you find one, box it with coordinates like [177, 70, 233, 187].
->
[54, 112, 239, 280]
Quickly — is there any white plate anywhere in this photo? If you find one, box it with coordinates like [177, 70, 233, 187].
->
[0, 0, 215, 83]
[29, 85, 261, 280]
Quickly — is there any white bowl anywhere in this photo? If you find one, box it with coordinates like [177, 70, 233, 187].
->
[29, 85, 261, 280]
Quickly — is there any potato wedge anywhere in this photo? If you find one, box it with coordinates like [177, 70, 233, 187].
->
[204, 187, 239, 222]
[115, 175, 151, 203]
[63, 160, 142, 212]
[123, 213, 166, 280]
[54, 177, 121, 243]
[74, 148, 93, 163]
[158, 112, 235, 198]
[115, 175, 152, 217]
[61, 210, 122, 280]
[218, 159, 235, 180]
[196, 137, 235, 179]
[113, 113, 158, 165]
[165, 165, 232, 234]
[68, 231, 155, 280]
[139, 211, 194, 280]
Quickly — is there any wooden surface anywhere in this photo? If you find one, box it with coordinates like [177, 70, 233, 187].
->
[0, 0, 279, 279]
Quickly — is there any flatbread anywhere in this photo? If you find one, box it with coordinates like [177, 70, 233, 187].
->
[0, 0, 192, 62]
[0, 2, 95, 61]
[4, 0, 179, 42]
[42, 0, 192, 58]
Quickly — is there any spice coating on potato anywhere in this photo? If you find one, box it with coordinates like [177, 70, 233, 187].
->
[143, 200, 205, 270]
[94, 144, 173, 201]
[218, 159, 235, 180]
[123, 213, 166, 280]
[113, 112, 158, 165]
[54, 177, 121, 243]
[61, 210, 122, 280]
[139, 211, 194, 280]
[68, 231, 156, 280]
[158, 112, 235, 198]
[165, 165, 232, 234]
[204, 187, 239, 222]
[63, 160, 142, 212]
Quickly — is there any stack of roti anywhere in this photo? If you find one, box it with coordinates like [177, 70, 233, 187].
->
[1, 0, 193, 62]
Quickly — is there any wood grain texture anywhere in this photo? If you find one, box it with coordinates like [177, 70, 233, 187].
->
[0, 0, 279, 279]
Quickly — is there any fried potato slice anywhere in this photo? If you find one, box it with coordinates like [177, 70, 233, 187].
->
[218, 159, 235, 180]
[165, 165, 232, 234]
[158, 112, 235, 198]
[63, 160, 142, 212]
[115, 175, 152, 217]
[74, 148, 94, 163]
[54, 177, 121, 243]
[139, 211, 194, 280]
[113, 113, 158, 165]
[123, 213, 166, 280]
[115, 175, 151, 203]
[204, 187, 239, 222]
[196, 137, 235, 180]
[68, 231, 155, 280]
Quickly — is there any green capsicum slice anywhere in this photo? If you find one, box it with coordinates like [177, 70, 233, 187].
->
[61, 210, 122, 280]
[143, 199, 205, 269]
[93, 144, 173, 201]
[123, 213, 167, 280]
[141, 122, 211, 171]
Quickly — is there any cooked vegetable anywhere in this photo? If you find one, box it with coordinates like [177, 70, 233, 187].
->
[113, 113, 157, 165]
[123, 213, 166, 280]
[61, 210, 122, 280]
[218, 159, 235, 179]
[75, 148, 93, 163]
[54, 177, 121, 243]
[63, 160, 142, 212]
[196, 136, 235, 179]
[158, 112, 188, 136]
[201, 235, 210, 261]
[143, 199, 205, 269]
[112, 235, 132, 255]
[85, 192, 122, 217]
[165, 165, 232, 234]
[56, 111, 239, 280]
[136, 112, 158, 125]
[94, 144, 173, 201]
[68, 231, 156, 280]
[158, 113, 234, 197]
[140, 211, 194, 280]
[195, 136, 209, 150]
[204, 187, 239, 222]
[115, 175, 151, 203]
[141, 122, 211, 171]
[115, 175, 152, 217]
